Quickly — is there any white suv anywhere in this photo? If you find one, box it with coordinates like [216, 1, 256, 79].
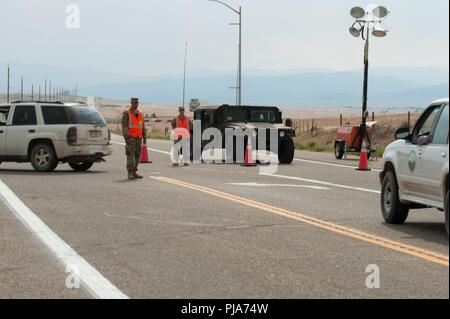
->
[0, 102, 113, 172]
[380, 98, 449, 235]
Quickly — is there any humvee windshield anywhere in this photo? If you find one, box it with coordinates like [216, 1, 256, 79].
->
[224, 109, 247, 123]
[250, 110, 277, 123]
[223, 108, 278, 123]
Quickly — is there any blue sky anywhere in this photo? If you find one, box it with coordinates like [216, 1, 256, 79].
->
[0, 0, 448, 76]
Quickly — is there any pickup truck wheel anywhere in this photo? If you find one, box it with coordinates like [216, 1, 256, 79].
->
[69, 160, 95, 171]
[30, 143, 58, 172]
[381, 171, 409, 224]
[445, 191, 449, 236]
[278, 138, 295, 164]
[334, 142, 345, 159]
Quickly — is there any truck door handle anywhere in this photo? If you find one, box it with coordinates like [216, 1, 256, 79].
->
[28, 129, 36, 133]
[442, 153, 447, 158]
[0, 130, 3, 134]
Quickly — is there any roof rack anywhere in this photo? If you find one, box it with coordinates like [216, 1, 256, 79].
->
[11, 101, 64, 104]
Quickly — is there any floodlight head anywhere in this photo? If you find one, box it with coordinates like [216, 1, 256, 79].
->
[350, 6, 366, 19]
[373, 6, 389, 18]
[349, 26, 361, 37]
[372, 24, 388, 37]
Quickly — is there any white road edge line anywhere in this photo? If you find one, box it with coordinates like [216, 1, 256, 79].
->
[0, 180, 129, 299]
[228, 183, 330, 190]
[260, 173, 381, 194]
[294, 157, 382, 173]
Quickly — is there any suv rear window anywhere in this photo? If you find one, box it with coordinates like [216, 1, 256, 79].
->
[68, 107, 107, 126]
[42, 106, 71, 124]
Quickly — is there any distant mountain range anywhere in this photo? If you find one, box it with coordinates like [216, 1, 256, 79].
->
[0, 63, 448, 107]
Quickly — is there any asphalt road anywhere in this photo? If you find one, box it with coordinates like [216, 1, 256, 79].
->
[0, 135, 448, 299]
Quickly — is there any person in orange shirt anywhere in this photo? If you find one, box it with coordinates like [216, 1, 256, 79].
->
[171, 106, 191, 166]
[122, 97, 147, 179]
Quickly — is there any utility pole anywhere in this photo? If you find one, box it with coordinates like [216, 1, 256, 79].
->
[20, 76, 24, 101]
[44, 79, 47, 101]
[6, 64, 10, 103]
[31, 84, 34, 101]
[182, 42, 188, 108]
[39, 85, 41, 101]
[238, 6, 242, 107]
[49, 81, 52, 101]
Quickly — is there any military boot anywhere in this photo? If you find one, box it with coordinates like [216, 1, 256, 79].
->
[128, 171, 135, 180]
[133, 171, 143, 179]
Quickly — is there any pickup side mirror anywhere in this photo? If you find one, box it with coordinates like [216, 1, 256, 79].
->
[417, 135, 430, 146]
[394, 127, 410, 140]
[285, 118, 293, 128]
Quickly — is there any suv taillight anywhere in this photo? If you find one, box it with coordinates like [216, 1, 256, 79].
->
[67, 127, 78, 145]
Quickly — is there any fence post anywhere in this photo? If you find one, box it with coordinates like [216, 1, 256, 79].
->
[408, 111, 411, 129]
[340, 113, 343, 126]
[372, 112, 375, 121]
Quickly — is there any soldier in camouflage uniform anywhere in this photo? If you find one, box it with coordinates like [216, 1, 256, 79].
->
[122, 97, 147, 180]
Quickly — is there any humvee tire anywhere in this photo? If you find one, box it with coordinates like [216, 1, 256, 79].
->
[278, 138, 295, 164]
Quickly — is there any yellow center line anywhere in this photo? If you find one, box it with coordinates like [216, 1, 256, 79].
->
[151, 176, 449, 267]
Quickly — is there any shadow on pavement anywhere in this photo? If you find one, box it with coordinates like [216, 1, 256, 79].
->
[0, 168, 107, 176]
[385, 222, 449, 246]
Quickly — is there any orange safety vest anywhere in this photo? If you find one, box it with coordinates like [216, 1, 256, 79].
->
[173, 116, 190, 139]
[128, 109, 144, 139]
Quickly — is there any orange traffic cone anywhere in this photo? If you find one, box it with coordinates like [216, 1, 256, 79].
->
[241, 141, 257, 167]
[356, 141, 370, 171]
[140, 143, 152, 163]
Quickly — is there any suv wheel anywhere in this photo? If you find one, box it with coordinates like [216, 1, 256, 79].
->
[445, 191, 449, 236]
[30, 143, 58, 172]
[381, 170, 410, 224]
[278, 138, 295, 164]
[69, 160, 95, 172]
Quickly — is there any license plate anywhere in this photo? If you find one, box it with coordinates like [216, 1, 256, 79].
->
[89, 131, 101, 138]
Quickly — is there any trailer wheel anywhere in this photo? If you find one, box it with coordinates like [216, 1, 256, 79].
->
[367, 146, 373, 160]
[334, 142, 345, 160]
[381, 170, 410, 224]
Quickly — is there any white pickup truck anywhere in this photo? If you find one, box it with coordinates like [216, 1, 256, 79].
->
[380, 98, 449, 235]
[0, 101, 113, 172]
